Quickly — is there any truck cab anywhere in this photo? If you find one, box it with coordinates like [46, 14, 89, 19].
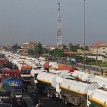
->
[0, 83, 14, 104]
[14, 85, 23, 105]
[1, 76, 23, 106]
[20, 65, 32, 83]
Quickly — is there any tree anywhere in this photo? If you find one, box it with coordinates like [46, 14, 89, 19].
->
[43, 48, 49, 54]
[35, 42, 43, 55]
[12, 43, 21, 52]
[62, 44, 67, 49]
[50, 48, 65, 57]
[70, 45, 79, 52]
[28, 49, 34, 55]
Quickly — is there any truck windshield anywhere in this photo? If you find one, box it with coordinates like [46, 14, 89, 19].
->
[0, 91, 11, 100]
[0, 91, 11, 96]
[21, 69, 31, 74]
[15, 89, 22, 95]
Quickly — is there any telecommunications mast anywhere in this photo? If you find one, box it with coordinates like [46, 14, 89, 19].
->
[56, 2, 62, 48]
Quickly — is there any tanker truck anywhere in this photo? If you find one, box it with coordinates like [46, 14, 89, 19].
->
[59, 78, 98, 106]
[72, 70, 107, 89]
[36, 72, 57, 98]
[88, 89, 107, 107]
[30, 68, 47, 89]
[36, 71, 68, 98]
[36, 71, 74, 98]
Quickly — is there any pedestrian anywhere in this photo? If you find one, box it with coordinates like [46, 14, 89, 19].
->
[36, 99, 43, 107]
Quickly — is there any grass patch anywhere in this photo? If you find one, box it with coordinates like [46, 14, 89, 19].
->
[87, 62, 107, 67]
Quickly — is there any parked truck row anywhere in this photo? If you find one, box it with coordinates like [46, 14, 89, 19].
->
[2, 51, 107, 107]
[34, 71, 107, 107]
[0, 53, 24, 106]
[0, 70, 23, 106]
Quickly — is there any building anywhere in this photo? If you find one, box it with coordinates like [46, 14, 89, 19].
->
[90, 42, 107, 56]
[90, 42, 107, 62]
[43, 45, 57, 50]
[77, 49, 90, 54]
[21, 41, 37, 54]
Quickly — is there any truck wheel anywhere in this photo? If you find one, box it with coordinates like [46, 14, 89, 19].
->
[49, 93, 53, 98]
[62, 98, 65, 104]
[63, 97, 68, 105]
[47, 91, 50, 98]
[64, 98, 68, 105]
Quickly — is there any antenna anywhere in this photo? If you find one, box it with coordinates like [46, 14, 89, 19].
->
[56, 2, 62, 48]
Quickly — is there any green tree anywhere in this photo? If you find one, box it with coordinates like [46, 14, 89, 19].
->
[50, 48, 65, 57]
[35, 42, 43, 55]
[28, 49, 34, 55]
[43, 48, 49, 54]
[12, 43, 21, 52]
[71, 45, 78, 52]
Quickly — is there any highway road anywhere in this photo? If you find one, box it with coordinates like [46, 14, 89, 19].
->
[24, 84, 78, 107]
[0, 103, 11, 107]
[57, 60, 101, 71]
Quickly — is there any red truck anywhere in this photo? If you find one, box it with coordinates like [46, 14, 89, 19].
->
[20, 65, 32, 83]
[0, 58, 8, 67]
[2, 70, 20, 79]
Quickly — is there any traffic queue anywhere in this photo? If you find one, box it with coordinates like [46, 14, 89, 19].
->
[1, 51, 107, 107]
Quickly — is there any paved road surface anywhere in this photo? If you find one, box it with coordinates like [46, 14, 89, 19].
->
[0, 103, 11, 107]
[57, 60, 107, 71]
[56, 60, 107, 75]
[28, 92, 78, 107]
[25, 84, 78, 107]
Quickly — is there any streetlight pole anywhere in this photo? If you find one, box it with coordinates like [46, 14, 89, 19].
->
[83, 0, 86, 70]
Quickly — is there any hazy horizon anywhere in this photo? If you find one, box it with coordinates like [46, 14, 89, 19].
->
[0, 0, 107, 46]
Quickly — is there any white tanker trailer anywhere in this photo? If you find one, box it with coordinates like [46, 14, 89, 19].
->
[89, 75, 107, 89]
[30, 68, 47, 89]
[36, 72, 57, 97]
[59, 78, 98, 106]
[72, 70, 107, 89]
[88, 89, 107, 107]
[71, 70, 94, 82]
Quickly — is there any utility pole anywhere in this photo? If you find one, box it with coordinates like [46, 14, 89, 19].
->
[83, 0, 86, 70]
[56, 2, 62, 48]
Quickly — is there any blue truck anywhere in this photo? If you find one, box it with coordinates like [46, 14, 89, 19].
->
[0, 82, 15, 104]
[1, 76, 23, 106]
[70, 58, 77, 64]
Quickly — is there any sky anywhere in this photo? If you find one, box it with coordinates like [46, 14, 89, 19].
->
[0, 0, 107, 46]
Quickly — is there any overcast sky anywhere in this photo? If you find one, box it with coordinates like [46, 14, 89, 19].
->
[0, 0, 107, 46]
